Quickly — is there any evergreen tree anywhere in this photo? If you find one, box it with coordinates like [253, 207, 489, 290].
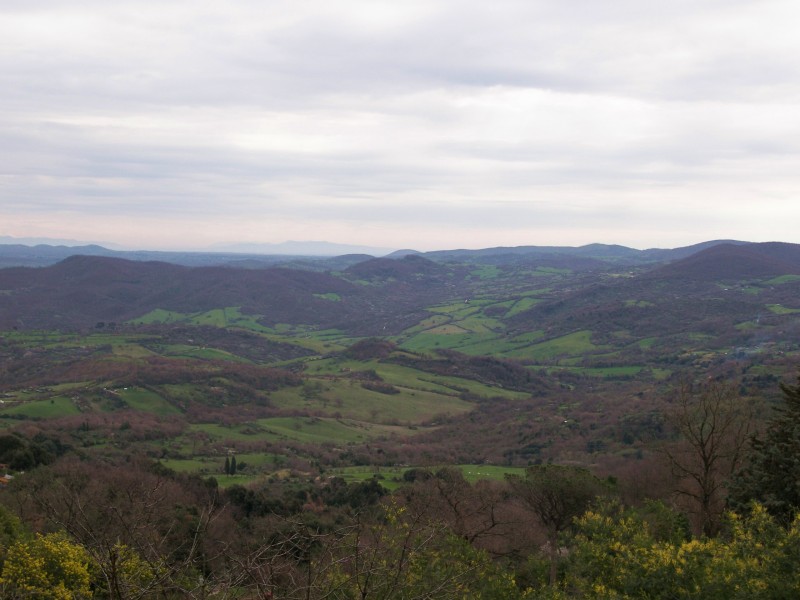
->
[224, 456, 230, 476]
[230, 455, 237, 476]
[729, 373, 800, 524]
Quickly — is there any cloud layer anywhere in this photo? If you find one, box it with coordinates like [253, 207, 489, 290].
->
[2, 0, 799, 250]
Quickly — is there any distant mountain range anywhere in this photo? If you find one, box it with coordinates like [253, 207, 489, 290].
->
[0, 237, 394, 265]
[208, 241, 395, 256]
[0, 237, 761, 269]
[0, 235, 120, 248]
[0, 240, 798, 342]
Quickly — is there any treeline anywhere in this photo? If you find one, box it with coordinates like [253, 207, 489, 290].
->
[1, 461, 799, 598]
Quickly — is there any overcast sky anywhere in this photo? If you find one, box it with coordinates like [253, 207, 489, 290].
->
[2, 0, 799, 251]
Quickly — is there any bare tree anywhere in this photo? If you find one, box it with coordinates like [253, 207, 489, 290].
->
[7, 457, 228, 599]
[664, 380, 756, 537]
[507, 465, 605, 586]
[400, 467, 518, 555]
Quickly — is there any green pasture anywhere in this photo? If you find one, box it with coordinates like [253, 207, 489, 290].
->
[686, 332, 714, 342]
[268, 376, 477, 424]
[131, 307, 347, 354]
[427, 303, 482, 316]
[0, 396, 80, 419]
[0, 331, 76, 347]
[190, 423, 272, 443]
[132, 307, 275, 332]
[46, 382, 92, 393]
[404, 303, 509, 338]
[298, 358, 529, 401]
[403, 314, 454, 334]
[161, 452, 284, 476]
[257, 417, 396, 444]
[5, 330, 158, 358]
[402, 299, 560, 357]
[505, 297, 542, 318]
[767, 304, 800, 315]
[85, 332, 155, 345]
[457, 315, 505, 333]
[328, 468, 406, 491]
[765, 274, 800, 285]
[262, 330, 348, 354]
[118, 387, 181, 416]
[509, 331, 548, 344]
[313, 293, 341, 302]
[502, 330, 604, 361]
[532, 365, 670, 380]
[454, 331, 547, 356]
[159, 344, 251, 363]
[161, 458, 262, 487]
[518, 288, 552, 297]
[159, 383, 206, 405]
[304, 329, 348, 340]
[459, 464, 527, 483]
[424, 324, 470, 335]
[638, 337, 658, 349]
[401, 328, 573, 359]
[429, 334, 512, 355]
[132, 309, 187, 325]
[399, 332, 493, 353]
[332, 464, 527, 488]
[469, 265, 503, 280]
[538, 267, 571, 275]
[112, 343, 157, 358]
[189, 416, 412, 446]
[624, 300, 655, 308]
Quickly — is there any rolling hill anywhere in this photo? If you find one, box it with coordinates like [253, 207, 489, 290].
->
[0, 254, 462, 334]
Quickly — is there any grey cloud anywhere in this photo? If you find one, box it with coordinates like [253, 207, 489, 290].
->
[2, 0, 799, 249]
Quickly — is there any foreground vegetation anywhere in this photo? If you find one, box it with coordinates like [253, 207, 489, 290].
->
[0, 375, 796, 598]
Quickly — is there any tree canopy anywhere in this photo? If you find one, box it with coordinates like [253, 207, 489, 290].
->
[729, 373, 800, 523]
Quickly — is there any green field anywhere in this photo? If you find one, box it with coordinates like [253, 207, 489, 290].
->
[503, 330, 604, 361]
[0, 396, 80, 419]
[118, 387, 181, 416]
[624, 300, 655, 308]
[504, 297, 542, 317]
[297, 359, 528, 403]
[332, 464, 528, 489]
[399, 332, 497, 353]
[469, 265, 503, 280]
[765, 274, 800, 285]
[132, 306, 278, 332]
[160, 451, 288, 486]
[767, 304, 800, 315]
[159, 344, 251, 363]
[268, 377, 477, 424]
[459, 464, 527, 483]
[189, 416, 417, 445]
[532, 365, 671, 380]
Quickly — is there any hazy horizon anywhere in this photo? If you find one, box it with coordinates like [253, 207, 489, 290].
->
[2, 1, 799, 251]
[0, 233, 768, 257]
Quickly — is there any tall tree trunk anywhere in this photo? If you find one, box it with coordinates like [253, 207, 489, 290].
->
[548, 530, 558, 586]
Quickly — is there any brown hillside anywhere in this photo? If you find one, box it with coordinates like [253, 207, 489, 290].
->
[0, 256, 366, 330]
[0, 255, 463, 334]
[644, 243, 800, 281]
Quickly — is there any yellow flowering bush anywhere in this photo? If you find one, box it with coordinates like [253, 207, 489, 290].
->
[0, 532, 93, 599]
[566, 502, 800, 599]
